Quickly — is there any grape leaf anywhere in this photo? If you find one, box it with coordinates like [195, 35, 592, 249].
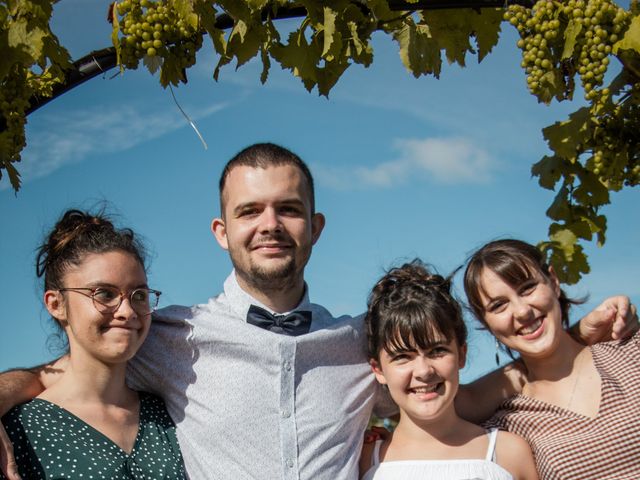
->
[537, 69, 563, 104]
[322, 6, 337, 58]
[218, 18, 263, 73]
[231, 19, 249, 43]
[260, 44, 270, 83]
[542, 107, 590, 161]
[422, 10, 472, 67]
[394, 21, 441, 78]
[246, 0, 270, 10]
[573, 171, 610, 206]
[271, 27, 321, 92]
[544, 232, 590, 284]
[1, 157, 21, 192]
[532, 155, 564, 190]
[545, 186, 572, 220]
[613, 14, 640, 55]
[144, 54, 163, 75]
[160, 54, 185, 87]
[562, 19, 582, 59]
[566, 218, 595, 242]
[471, 8, 503, 62]
[8, 18, 46, 59]
[549, 227, 577, 252]
[218, 0, 252, 20]
[346, 19, 373, 63]
[316, 57, 349, 96]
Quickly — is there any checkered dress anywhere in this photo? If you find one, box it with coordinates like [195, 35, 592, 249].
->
[485, 331, 640, 480]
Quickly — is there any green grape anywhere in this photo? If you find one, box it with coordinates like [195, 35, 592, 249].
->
[116, 0, 203, 74]
[507, 0, 638, 191]
[507, 0, 631, 104]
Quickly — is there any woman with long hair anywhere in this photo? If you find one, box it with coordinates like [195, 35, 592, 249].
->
[464, 239, 640, 479]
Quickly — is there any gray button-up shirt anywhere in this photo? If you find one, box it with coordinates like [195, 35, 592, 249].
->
[128, 272, 395, 480]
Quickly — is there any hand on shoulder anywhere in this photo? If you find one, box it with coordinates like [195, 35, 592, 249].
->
[576, 296, 638, 344]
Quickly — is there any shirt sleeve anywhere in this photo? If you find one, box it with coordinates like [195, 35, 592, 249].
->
[127, 305, 194, 395]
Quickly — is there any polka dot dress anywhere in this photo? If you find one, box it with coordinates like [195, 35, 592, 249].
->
[1, 392, 186, 479]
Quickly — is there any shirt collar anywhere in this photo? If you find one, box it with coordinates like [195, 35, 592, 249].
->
[223, 270, 311, 322]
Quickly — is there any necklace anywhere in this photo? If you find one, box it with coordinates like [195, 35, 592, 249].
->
[566, 348, 586, 410]
[522, 347, 587, 411]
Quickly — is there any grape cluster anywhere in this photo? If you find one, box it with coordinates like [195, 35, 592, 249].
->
[587, 90, 640, 187]
[504, 1, 563, 102]
[505, 0, 630, 103]
[115, 0, 202, 73]
[0, 66, 30, 168]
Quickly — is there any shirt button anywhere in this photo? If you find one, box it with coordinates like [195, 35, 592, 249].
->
[284, 361, 292, 371]
[282, 410, 291, 418]
[286, 459, 294, 468]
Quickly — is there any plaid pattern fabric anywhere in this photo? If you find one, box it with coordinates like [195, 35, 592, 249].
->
[485, 331, 640, 480]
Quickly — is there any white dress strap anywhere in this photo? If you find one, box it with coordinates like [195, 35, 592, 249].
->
[485, 428, 499, 462]
[371, 439, 383, 467]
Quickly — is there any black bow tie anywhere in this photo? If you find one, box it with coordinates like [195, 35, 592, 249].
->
[246, 305, 312, 336]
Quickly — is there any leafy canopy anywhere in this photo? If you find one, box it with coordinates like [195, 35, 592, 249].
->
[0, 0, 638, 284]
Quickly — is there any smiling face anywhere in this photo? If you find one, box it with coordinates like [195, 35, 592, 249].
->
[45, 250, 151, 365]
[212, 164, 325, 294]
[372, 336, 466, 424]
[478, 266, 563, 361]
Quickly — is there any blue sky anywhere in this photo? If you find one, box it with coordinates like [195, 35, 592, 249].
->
[1, 1, 638, 382]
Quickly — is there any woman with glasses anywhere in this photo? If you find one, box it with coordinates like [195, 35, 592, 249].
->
[1, 209, 186, 479]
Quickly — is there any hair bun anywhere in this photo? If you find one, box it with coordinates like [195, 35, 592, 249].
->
[35, 207, 146, 290]
[37, 210, 116, 277]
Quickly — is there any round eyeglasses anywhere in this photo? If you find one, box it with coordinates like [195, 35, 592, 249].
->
[58, 287, 161, 316]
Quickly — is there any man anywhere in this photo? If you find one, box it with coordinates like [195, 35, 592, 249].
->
[1, 143, 636, 479]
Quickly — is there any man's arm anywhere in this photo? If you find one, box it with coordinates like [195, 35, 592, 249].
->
[0, 357, 67, 480]
[456, 360, 527, 424]
[571, 295, 638, 344]
[457, 296, 638, 424]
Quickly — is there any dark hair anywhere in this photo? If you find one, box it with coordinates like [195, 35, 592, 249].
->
[218, 143, 316, 214]
[463, 239, 582, 332]
[36, 208, 147, 292]
[365, 259, 467, 361]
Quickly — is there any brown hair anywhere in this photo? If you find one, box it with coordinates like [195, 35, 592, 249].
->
[219, 143, 316, 214]
[365, 259, 467, 361]
[464, 239, 582, 332]
[36, 208, 147, 292]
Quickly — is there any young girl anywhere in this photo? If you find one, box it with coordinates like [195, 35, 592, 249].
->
[1, 209, 186, 478]
[361, 260, 538, 480]
[464, 239, 640, 479]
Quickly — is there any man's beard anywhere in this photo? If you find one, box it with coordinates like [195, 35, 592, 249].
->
[247, 256, 297, 291]
[230, 250, 300, 293]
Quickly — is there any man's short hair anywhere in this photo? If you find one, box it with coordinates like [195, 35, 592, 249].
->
[219, 143, 316, 214]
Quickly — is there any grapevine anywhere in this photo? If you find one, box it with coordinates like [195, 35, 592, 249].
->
[0, 0, 71, 191]
[506, 0, 640, 281]
[0, 66, 30, 191]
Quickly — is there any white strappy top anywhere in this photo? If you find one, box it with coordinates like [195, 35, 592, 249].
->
[361, 428, 514, 480]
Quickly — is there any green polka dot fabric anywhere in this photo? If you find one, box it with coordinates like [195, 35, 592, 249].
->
[1, 392, 186, 479]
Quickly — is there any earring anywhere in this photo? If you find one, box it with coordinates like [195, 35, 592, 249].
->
[495, 339, 500, 366]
